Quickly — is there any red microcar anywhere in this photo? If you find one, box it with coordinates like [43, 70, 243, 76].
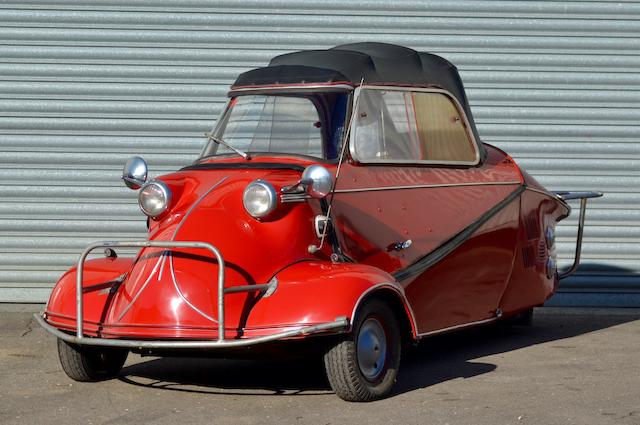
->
[37, 43, 601, 401]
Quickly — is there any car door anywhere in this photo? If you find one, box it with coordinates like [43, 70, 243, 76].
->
[331, 86, 522, 334]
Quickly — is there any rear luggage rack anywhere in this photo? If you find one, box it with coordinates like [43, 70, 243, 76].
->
[552, 191, 603, 279]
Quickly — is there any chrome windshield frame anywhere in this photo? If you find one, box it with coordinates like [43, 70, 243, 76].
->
[199, 85, 354, 161]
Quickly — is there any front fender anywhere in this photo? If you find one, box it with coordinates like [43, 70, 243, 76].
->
[245, 261, 418, 338]
[45, 257, 134, 332]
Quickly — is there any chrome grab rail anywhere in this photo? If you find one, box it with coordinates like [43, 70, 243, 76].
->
[553, 191, 603, 279]
[75, 241, 226, 342]
[36, 239, 349, 349]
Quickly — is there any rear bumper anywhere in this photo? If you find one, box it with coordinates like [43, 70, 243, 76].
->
[35, 312, 348, 349]
[551, 191, 603, 279]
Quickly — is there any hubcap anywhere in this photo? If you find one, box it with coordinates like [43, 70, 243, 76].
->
[356, 318, 387, 381]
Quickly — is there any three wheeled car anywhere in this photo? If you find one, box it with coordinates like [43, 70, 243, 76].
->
[37, 43, 601, 401]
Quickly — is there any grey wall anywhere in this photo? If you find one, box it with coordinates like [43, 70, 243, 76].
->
[0, 0, 638, 305]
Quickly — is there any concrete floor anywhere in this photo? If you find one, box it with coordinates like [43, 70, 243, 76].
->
[1, 305, 639, 425]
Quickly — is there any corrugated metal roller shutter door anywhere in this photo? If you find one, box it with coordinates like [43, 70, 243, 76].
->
[0, 1, 638, 304]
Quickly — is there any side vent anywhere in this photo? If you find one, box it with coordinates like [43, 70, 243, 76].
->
[522, 244, 536, 268]
[537, 238, 547, 263]
[524, 213, 539, 241]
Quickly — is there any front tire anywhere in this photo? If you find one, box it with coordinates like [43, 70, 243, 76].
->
[323, 299, 401, 402]
[57, 339, 128, 382]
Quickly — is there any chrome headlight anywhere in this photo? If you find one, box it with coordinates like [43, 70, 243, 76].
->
[138, 180, 171, 218]
[243, 180, 277, 219]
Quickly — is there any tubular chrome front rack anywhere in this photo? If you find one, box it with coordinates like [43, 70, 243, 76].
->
[36, 240, 348, 349]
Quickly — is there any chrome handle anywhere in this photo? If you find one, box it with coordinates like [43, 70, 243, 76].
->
[393, 239, 412, 251]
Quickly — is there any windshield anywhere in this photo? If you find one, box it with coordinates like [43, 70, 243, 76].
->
[200, 93, 349, 160]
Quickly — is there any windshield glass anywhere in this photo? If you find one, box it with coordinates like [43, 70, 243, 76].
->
[200, 93, 348, 160]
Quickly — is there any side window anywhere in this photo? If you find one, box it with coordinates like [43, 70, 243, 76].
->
[352, 88, 478, 164]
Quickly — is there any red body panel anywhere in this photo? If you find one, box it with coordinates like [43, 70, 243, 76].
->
[404, 197, 520, 332]
[46, 258, 413, 339]
[45, 144, 569, 343]
[333, 146, 521, 273]
[499, 183, 569, 315]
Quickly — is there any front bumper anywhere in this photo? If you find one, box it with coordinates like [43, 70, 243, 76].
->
[36, 240, 349, 349]
[35, 313, 348, 349]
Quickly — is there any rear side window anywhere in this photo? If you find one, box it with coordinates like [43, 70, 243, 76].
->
[351, 88, 479, 165]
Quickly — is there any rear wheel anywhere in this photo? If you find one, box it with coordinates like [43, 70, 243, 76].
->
[323, 299, 401, 402]
[57, 339, 128, 382]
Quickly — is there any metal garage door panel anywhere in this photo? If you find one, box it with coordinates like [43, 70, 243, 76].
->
[0, 1, 637, 304]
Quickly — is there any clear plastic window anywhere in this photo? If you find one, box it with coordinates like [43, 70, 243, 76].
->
[352, 88, 478, 164]
[201, 94, 347, 160]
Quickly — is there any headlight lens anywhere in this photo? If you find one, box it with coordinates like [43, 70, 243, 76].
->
[243, 180, 277, 219]
[138, 180, 171, 218]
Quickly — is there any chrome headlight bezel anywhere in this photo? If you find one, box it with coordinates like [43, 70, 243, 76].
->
[243, 179, 278, 219]
[138, 180, 171, 218]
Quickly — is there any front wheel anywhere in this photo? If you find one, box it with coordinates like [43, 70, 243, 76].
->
[57, 339, 128, 382]
[323, 299, 401, 402]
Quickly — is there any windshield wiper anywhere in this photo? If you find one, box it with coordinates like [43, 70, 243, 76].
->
[205, 132, 251, 160]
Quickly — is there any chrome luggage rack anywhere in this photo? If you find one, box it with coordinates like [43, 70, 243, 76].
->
[35, 240, 348, 349]
[553, 191, 603, 279]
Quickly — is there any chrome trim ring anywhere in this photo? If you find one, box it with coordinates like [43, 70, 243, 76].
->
[138, 180, 171, 218]
[243, 179, 278, 219]
[334, 181, 521, 194]
[357, 317, 388, 381]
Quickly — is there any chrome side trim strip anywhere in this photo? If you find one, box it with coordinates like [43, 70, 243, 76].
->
[417, 315, 499, 339]
[168, 177, 229, 323]
[173, 177, 229, 240]
[36, 313, 348, 349]
[115, 255, 164, 322]
[393, 185, 525, 282]
[334, 181, 521, 194]
[281, 193, 310, 203]
[228, 83, 353, 95]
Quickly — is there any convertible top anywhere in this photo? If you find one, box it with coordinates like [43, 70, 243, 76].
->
[232, 42, 484, 154]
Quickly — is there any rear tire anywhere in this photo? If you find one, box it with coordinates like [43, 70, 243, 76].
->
[323, 299, 401, 402]
[57, 339, 128, 382]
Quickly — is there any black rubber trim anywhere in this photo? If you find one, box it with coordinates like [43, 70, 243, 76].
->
[393, 184, 525, 282]
[181, 162, 306, 172]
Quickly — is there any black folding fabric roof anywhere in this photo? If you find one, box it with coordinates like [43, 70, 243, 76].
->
[232, 43, 483, 152]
